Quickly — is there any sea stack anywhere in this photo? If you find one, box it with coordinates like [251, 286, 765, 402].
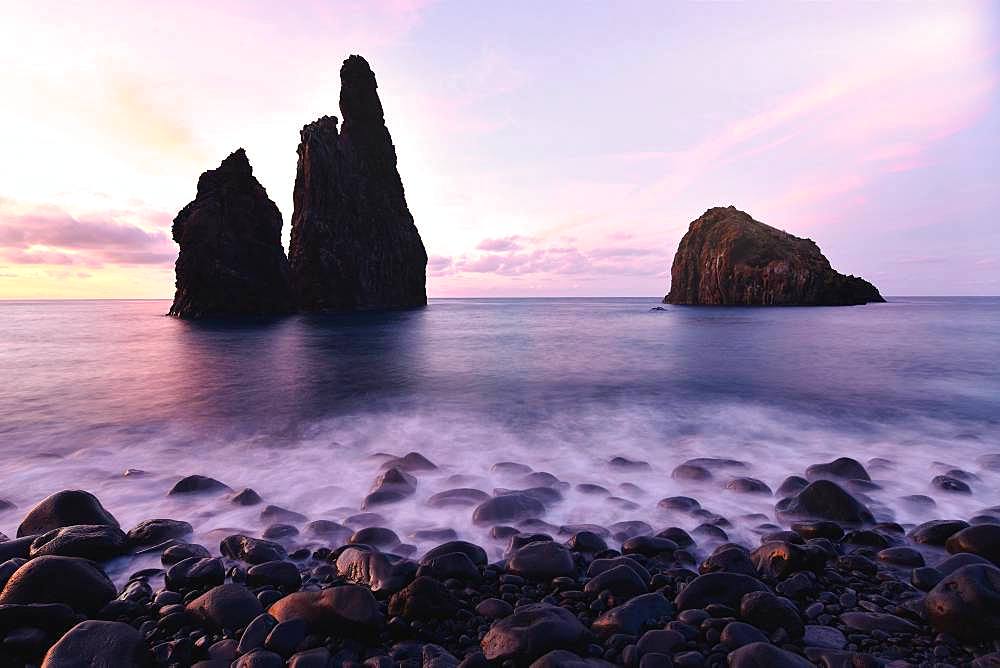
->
[168, 149, 294, 319]
[664, 206, 884, 306]
[288, 55, 427, 311]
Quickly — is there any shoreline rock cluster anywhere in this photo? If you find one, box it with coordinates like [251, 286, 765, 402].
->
[2, 454, 1000, 667]
[169, 55, 427, 319]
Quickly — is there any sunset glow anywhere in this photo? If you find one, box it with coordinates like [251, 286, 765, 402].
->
[1, 1, 997, 298]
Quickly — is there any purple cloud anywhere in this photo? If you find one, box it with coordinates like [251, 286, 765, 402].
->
[0, 205, 174, 267]
[476, 236, 524, 252]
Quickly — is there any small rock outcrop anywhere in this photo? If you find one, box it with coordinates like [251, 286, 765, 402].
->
[664, 206, 884, 306]
[289, 55, 427, 311]
[168, 149, 294, 318]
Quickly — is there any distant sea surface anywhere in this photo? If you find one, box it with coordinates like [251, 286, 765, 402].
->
[1, 298, 998, 566]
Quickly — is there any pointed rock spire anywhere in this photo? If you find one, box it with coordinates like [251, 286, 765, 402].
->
[289, 55, 427, 311]
[168, 149, 294, 318]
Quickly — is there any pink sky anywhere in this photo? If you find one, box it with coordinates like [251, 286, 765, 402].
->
[1, 1, 998, 298]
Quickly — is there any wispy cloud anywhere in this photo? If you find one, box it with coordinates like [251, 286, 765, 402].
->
[0, 201, 174, 268]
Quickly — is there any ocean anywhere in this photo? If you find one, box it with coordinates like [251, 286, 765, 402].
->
[1, 297, 998, 573]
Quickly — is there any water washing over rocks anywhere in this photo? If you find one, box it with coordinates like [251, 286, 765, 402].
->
[2, 449, 1000, 666]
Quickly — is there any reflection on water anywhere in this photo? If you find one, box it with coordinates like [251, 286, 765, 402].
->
[0, 297, 998, 562]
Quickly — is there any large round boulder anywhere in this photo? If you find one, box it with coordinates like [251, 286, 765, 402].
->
[220, 534, 287, 564]
[421, 540, 488, 567]
[16, 490, 118, 538]
[126, 519, 193, 548]
[946, 525, 1000, 565]
[591, 592, 672, 638]
[269, 585, 383, 635]
[805, 457, 870, 482]
[775, 480, 873, 525]
[739, 591, 804, 639]
[727, 642, 813, 667]
[29, 525, 128, 561]
[507, 541, 575, 580]
[335, 546, 417, 594]
[0, 555, 116, 614]
[924, 564, 1000, 642]
[909, 519, 969, 546]
[674, 572, 769, 611]
[387, 576, 458, 620]
[473, 494, 546, 525]
[168, 474, 231, 495]
[481, 602, 590, 663]
[41, 620, 148, 667]
[186, 583, 264, 630]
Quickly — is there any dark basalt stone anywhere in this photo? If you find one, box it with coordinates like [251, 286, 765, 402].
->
[29, 524, 128, 561]
[674, 572, 769, 610]
[727, 641, 813, 667]
[584, 564, 648, 604]
[303, 520, 352, 542]
[750, 541, 827, 579]
[168, 475, 232, 495]
[348, 526, 399, 549]
[473, 494, 546, 525]
[657, 496, 701, 513]
[671, 463, 712, 481]
[591, 592, 673, 638]
[840, 611, 919, 634]
[165, 556, 225, 590]
[186, 583, 264, 630]
[776, 480, 874, 525]
[363, 467, 417, 509]
[664, 206, 883, 305]
[426, 488, 490, 508]
[725, 477, 772, 495]
[0, 555, 116, 614]
[41, 620, 148, 667]
[168, 148, 294, 318]
[16, 490, 119, 537]
[739, 591, 804, 639]
[608, 456, 651, 470]
[247, 560, 302, 591]
[932, 475, 971, 493]
[379, 451, 436, 472]
[162, 542, 211, 565]
[387, 575, 458, 619]
[925, 564, 1000, 641]
[231, 488, 263, 506]
[269, 585, 383, 634]
[289, 55, 427, 311]
[220, 535, 287, 564]
[421, 540, 488, 567]
[480, 602, 589, 663]
[720, 621, 767, 649]
[909, 519, 969, 545]
[700, 546, 755, 576]
[777, 476, 809, 497]
[507, 540, 575, 580]
[335, 546, 417, 594]
[566, 530, 609, 553]
[946, 524, 1000, 565]
[805, 457, 871, 482]
[126, 519, 193, 548]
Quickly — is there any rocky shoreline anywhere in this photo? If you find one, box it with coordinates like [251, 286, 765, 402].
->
[2, 454, 999, 667]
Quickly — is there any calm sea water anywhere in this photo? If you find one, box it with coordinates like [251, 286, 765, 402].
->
[1, 297, 998, 566]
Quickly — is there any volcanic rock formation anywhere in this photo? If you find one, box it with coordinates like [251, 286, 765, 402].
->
[289, 55, 427, 311]
[664, 206, 884, 306]
[168, 149, 294, 318]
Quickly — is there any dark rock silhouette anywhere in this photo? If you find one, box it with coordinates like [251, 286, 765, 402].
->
[289, 55, 427, 311]
[664, 206, 884, 306]
[168, 149, 294, 319]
